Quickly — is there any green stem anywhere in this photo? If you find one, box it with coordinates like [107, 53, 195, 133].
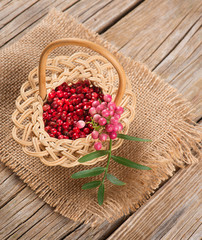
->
[101, 139, 112, 184]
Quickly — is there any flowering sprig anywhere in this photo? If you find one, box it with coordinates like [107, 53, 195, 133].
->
[72, 94, 152, 205]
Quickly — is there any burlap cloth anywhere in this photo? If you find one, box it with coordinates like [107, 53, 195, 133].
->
[0, 9, 201, 225]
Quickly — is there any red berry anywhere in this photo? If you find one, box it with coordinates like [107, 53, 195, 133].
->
[51, 128, 57, 135]
[56, 85, 63, 91]
[84, 79, 90, 86]
[85, 93, 92, 99]
[67, 112, 73, 117]
[76, 109, 84, 116]
[48, 91, 56, 99]
[82, 87, 89, 93]
[61, 113, 67, 121]
[62, 122, 69, 129]
[83, 127, 90, 134]
[51, 102, 58, 109]
[73, 114, 79, 121]
[73, 127, 80, 133]
[57, 126, 62, 132]
[48, 109, 55, 114]
[69, 105, 74, 112]
[55, 112, 61, 119]
[64, 86, 70, 92]
[72, 132, 79, 140]
[92, 92, 98, 99]
[72, 99, 77, 106]
[56, 119, 63, 126]
[45, 126, 51, 132]
[79, 132, 86, 138]
[57, 106, 63, 112]
[58, 135, 64, 139]
[63, 92, 69, 98]
[85, 116, 91, 122]
[63, 104, 68, 111]
[43, 104, 50, 111]
[70, 88, 76, 94]
[66, 117, 73, 125]
[56, 90, 64, 98]
[78, 93, 84, 99]
[63, 136, 69, 139]
[76, 86, 82, 93]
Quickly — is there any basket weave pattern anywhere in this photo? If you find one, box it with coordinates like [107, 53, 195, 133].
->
[12, 52, 135, 167]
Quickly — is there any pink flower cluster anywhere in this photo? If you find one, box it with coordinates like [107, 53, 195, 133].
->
[88, 94, 124, 150]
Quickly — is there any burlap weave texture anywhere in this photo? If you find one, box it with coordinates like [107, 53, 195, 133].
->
[0, 9, 201, 225]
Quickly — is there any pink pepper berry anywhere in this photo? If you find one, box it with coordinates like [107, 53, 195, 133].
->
[113, 124, 119, 132]
[109, 109, 114, 116]
[76, 120, 85, 129]
[96, 104, 104, 113]
[109, 131, 117, 139]
[92, 130, 99, 139]
[93, 114, 101, 122]
[102, 109, 110, 118]
[117, 123, 123, 131]
[94, 142, 102, 150]
[108, 102, 116, 110]
[110, 117, 119, 125]
[99, 133, 108, 142]
[98, 117, 107, 126]
[105, 124, 114, 132]
[92, 100, 100, 108]
[115, 106, 124, 115]
[89, 107, 97, 116]
[104, 94, 112, 102]
[101, 102, 108, 108]
[114, 113, 121, 120]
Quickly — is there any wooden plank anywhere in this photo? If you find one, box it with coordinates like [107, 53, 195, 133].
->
[63, 217, 126, 240]
[66, 0, 112, 21]
[0, 0, 142, 48]
[6, 205, 80, 240]
[0, 0, 79, 47]
[0, 170, 25, 208]
[83, 0, 142, 32]
[0, 0, 39, 28]
[107, 162, 202, 240]
[0, 0, 13, 10]
[103, 0, 202, 120]
[0, 163, 13, 184]
[189, 224, 202, 240]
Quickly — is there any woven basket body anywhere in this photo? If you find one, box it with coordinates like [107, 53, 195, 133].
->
[12, 40, 136, 167]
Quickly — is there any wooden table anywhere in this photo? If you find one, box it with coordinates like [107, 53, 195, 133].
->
[0, 0, 201, 239]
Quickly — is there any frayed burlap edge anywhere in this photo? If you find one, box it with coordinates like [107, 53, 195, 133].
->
[0, 9, 201, 226]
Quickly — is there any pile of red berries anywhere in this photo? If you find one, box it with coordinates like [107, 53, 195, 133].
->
[43, 79, 104, 140]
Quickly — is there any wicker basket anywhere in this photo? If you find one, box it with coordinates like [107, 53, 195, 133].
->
[12, 38, 136, 168]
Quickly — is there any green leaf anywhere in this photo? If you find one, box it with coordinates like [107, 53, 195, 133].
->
[98, 184, 104, 205]
[78, 150, 109, 163]
[111, 155, 151, 170]
[82, 181, 101, 189]
[117, 134, 152, 142]
[71, 167, 105, 179]
[107, 173, 126, 186]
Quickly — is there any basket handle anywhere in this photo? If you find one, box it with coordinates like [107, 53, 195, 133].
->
[39, 38, 126, 105]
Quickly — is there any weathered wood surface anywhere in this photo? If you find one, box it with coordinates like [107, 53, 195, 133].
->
[0, 0, 201, 239]
[107, 162, 202, 240]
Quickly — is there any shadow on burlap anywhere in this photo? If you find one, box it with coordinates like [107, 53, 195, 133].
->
[0, 9, 201, 225]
